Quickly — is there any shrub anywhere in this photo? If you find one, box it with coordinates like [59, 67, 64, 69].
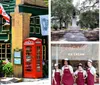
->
[2, 62, 13, 77]
[0, 60, 4, 77]
[81, 28, 88, 30]
[52, 24, 58, 30]
[0, 60, 3, 70]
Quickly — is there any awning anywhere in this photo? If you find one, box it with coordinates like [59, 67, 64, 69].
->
[0, 33, 9, 41]
[19, 4, 48, 15]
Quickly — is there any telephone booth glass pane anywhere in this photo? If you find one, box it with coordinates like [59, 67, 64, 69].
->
[36, 46, 41, 72]
[25, 46, 32, 72]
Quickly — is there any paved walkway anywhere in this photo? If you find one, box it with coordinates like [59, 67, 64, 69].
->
[0, 78, 49, 85]
[62, 30, 88, 41]
[51, 29, 88, 41]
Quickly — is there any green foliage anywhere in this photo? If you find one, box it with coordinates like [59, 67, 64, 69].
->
[81, 28, 88, 30]
[0, 60, 4, 77]
[52, 24, 58, 30]
[78, 9, 99, 29]
[80, 0, 99, 11]
[0, 60, 3, 73]
[2, 62, 13, 76]
[0, 60, 3, 65]
[44, 0, 48, 6]
[51, 0, 75, 29]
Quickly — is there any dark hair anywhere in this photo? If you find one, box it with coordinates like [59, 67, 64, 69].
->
[62, 59, 71, 66]
[77, 64, 83, 68]
[85, 62, 88, 70]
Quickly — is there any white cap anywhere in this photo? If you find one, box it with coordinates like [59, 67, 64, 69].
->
[54, 64, 58, 67]
[79, 63, 82, 66]
[64, 58, 68, 61]
[88, 59, 92, 63]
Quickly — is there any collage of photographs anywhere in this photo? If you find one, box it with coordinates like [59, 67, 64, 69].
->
[0, 0, 99, 85]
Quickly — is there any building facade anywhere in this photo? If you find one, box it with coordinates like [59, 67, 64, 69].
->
[0, 0, 48, 77]
[51, 44, 99, 74]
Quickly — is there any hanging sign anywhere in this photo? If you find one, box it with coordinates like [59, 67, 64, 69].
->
[39, 15, 48, 36]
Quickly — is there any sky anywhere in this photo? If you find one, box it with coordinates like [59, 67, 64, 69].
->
[73, 0, 85, 6]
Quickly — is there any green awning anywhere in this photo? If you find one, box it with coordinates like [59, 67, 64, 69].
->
[2, 0, 15, 14]
[0, 33, 9, 41]
[19, 4, 48, 15]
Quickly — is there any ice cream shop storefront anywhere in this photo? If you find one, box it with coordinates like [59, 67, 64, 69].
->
[51, 44, 99, 83]
[0, 0, 48, 78]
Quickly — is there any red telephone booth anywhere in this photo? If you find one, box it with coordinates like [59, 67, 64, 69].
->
[23, 37, 42, 78]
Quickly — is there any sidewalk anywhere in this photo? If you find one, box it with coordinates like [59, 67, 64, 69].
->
[0, 78, 99, 85]
[4, 79, 49, 85]
[0, 78, 49, 85]
[0, 77, 22, 84]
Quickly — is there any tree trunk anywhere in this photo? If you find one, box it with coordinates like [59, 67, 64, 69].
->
[64, 20, 68, 29]
[59, 19, 62, 30]
[65, 22, 68, 29]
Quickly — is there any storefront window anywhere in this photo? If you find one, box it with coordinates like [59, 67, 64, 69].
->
[30, 16, 40, 34]
[0, 43, 11, 61]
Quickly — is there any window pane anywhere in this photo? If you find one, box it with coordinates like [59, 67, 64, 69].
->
[30, 17, 35, 24]
[0, 43, 11, 60]
[36, 18, 40, 24]
[30, 16, 41, 34]
[35, 26, 40, 34]
[7, 49, 10, 53]
[0, 44, 1, 48]
[7, 44, 11, 48]
[2, 49, 5, 53]
[2, 54, 5, 58]
[7, 54, 11, 58]
[2, 44, 5, 48]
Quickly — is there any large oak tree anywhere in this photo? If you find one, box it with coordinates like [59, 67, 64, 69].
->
[51, 0, 75, 29]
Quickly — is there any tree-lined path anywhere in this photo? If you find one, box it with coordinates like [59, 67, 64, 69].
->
[51, 0, 99, 41]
